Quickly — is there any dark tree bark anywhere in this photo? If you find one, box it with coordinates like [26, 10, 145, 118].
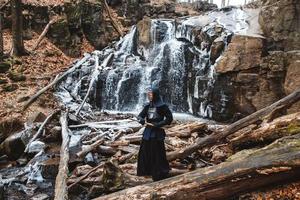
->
[0, 12, 3, 61]
[11, 0, 26, 56]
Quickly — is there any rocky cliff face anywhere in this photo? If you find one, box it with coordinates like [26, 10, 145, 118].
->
[210, 0, 300, 121]
[259, 0, 300, 51]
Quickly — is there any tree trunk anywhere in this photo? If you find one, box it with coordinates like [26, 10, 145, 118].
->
[54, 112, 70, 200]
[94, 133, 300, 200]
[0, 12, 3, 61]
[167, 88, 300, 161]
[230, 112, 300, 150]
[11, 0, 26, 56]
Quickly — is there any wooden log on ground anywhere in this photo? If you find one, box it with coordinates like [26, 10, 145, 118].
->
[230, 112, 300, 150]
[23, 53, 91, 111]
[76, 139, 104, 158]
[94, 133, 300, 200]
[167, 88, 300, 161]
[54, 111, 70, 200]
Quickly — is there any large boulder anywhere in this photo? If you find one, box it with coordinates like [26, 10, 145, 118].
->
[215, 35, 265, 73]
[284, 51, 300, 113]
[259, 0, 300, 50]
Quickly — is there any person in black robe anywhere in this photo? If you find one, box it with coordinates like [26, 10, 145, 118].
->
[136, 86, 173, 181]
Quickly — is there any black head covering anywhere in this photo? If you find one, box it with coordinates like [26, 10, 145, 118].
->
[148, 86, 165, 107]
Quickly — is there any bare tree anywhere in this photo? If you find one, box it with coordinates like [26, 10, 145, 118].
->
[11, 0, 26, 56]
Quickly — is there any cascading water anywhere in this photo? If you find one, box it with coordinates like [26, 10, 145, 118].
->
[56, 7, 252, 120]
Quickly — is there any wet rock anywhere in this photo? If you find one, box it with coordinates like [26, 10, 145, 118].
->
[27, 141, 46, 154]
[0, 125, 35, 160]
[40, 157, 59, 179]
[215, 35, 265, 73]
[16, 158, 28, 166]
[0, 131, 26, 160]
[210, 37, 225, 64]
[7, 70, 26, 82]
[1, 83, 18, 92]
[84, 152, 96, 166]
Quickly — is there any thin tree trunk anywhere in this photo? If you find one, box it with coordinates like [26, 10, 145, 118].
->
[11, 0, 26, 56]
[0, 12, 3, 61]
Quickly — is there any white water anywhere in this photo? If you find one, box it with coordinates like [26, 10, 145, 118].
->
[56, 7, 259, 120]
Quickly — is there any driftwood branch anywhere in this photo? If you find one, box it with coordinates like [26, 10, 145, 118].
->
[32, 18, 57, 51]
[167, 88, 300, 161]
[54, 111, 70, 200]
[22, 53, 91, 111]
[94, 133, 300, 200]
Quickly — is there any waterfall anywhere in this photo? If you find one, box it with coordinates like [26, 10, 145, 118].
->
[56, 7, 250, 120]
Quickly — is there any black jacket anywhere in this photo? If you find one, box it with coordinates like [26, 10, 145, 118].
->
[137, 87, 173, 140]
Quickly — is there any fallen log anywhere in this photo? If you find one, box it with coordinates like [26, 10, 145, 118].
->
[24, 109, 60, 153]
[23, 53, 91, 111]
[94, 133, 300, 200]
[32, 18, 58, 51]
[76, 139, 104, 158]
[54, 111, 70, 200]
[167, 88, 300, 161]
[230, 112, 300, 150]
